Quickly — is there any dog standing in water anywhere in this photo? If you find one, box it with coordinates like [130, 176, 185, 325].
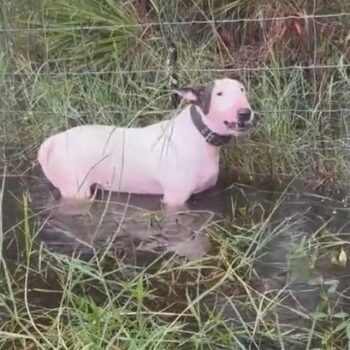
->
[38, 78, 254, 213]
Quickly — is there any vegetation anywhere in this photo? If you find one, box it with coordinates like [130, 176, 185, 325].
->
[2, 187, 350, 349]
[1, 0, 350, 348]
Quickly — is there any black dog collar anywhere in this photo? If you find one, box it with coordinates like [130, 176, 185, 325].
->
[190, 105, 232, 147]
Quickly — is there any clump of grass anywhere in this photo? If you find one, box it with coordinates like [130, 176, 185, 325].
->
[219, 57, 350, 185]
[41, 0, 145, 71]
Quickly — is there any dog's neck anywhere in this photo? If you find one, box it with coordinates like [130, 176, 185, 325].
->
[189, 105, 232, 147]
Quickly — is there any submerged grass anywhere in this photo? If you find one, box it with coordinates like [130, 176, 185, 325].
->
[1, 0, 350, 349]
[1, 188, 350, 349]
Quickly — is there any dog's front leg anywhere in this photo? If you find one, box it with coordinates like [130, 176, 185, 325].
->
[160, 189, 191, 236]
[162, 188, 191, 215]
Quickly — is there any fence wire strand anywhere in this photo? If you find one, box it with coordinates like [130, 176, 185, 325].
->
[3, 63, 350, 77]
[1, 12, 350, 32]
[1, 109, 349, 115]
[1, 10, 349, 127]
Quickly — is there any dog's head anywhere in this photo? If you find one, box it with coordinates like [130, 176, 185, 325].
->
[175, 78, 254, 136]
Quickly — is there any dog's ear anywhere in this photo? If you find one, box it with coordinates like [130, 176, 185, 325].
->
[173, 83, 214, 115]
[173, 88, 201, 104]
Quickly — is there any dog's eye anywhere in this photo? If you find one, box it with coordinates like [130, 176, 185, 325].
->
[217, 92, 223, 96]
[240, 87, 245, 92]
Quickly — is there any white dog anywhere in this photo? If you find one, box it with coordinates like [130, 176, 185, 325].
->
[38, 78, 254, 212]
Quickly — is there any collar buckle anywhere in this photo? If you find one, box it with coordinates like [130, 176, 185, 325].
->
[190, 106, 232, 147]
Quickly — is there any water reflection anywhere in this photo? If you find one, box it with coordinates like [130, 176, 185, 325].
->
[2, 168, 350, 341]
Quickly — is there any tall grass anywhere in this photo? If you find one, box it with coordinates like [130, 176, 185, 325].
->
[1, 0, 349, 182]
[42, 0, 144, 71]
[1, 0, 350, 349]
[1, 190, 350, 349]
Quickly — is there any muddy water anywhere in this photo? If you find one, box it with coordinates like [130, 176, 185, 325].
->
[2, 168, 350, 346]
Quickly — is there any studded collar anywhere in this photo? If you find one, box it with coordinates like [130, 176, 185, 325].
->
[190, 105, 232, 147]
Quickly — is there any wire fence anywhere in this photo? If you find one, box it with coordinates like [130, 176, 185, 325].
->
[2, 63, 350, 76]
[1, 109, 350, 115]
[1, 7, 350, 117]
[1, 12, 350, 32]
[0, 2, 350, 183]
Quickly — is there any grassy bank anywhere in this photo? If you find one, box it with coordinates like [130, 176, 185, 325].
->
[1, 0, 350, 349]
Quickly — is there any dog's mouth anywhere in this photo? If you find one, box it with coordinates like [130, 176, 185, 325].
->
[224, 120, 252, 132]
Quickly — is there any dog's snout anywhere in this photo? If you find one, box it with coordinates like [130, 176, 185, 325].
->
[237, 108, 252, 122]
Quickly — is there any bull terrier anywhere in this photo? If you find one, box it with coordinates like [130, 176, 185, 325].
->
[38, 78, 254, 213]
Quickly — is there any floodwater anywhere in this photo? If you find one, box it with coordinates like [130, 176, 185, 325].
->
[2, 167, 350, 348]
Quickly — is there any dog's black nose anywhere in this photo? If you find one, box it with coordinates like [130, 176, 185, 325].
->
[237, 108, 252, 122]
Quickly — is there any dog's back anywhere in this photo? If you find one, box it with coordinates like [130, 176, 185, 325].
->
[37, 121, 179, 198]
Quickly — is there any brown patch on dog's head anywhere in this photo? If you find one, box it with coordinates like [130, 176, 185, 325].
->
[174, 82, 214, 115]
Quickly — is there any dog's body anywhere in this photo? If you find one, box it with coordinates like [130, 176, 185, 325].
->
[38, 78, 253, 211]
[38, 110, 220, 206]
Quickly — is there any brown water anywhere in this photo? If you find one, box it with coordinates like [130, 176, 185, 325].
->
[2, 167, 350, 348]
